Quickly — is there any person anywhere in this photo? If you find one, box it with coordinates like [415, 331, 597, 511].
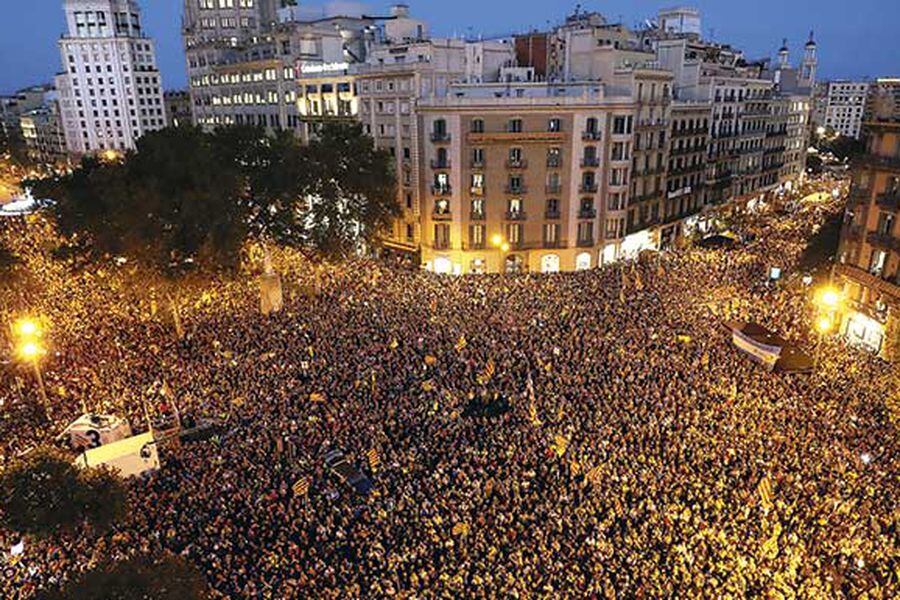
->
[0, 175, 896, 598]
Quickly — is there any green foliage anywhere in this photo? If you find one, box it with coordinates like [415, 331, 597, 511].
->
[304, 122, 399, 258]
[0, 447, 127, 537]
[30, 124, 398, 271]
[798, 212, 842, 275]
[806, 153, 824, 175]
[39, 554, 210, 600]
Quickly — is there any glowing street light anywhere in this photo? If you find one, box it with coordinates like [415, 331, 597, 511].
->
[490, 234, 504, 248]
[13, 317, 42, 339]
[11, 316, 50, 418]
[816, 287, 842, 310]
[816, 316, 833, 334]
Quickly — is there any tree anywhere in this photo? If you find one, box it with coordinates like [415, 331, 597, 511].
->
[798, 212, 842, 275]
[39, 554, 210, 600]
[0, 447, 126, 536]
[31, 128, 246, 273]
[211, 125, 310, 249]
[303, 122, 399, 258]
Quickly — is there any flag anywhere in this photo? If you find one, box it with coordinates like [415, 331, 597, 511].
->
[389, 338, 399, 350]
[309, 392, 325, 403]
[370, 370, 377, 397]
[421, 379, 435, 392]
[455, 335, 468, 352]
[292, 477, 310, 497]
[526, 371, 541, 426]
[761, 522, 781, 560]
[585, 465, 603, 486]
[550, 434, 569, 457]
[452, 522, 470, 536]
[367, 448, 381, 472]
[676, 334, 692, 344]
[477, 359, 496, 385]
[10, 540, 24, 556]
[307, 346, 314, 358]
[758, 476, 774, 512]
[424, 355, 437, 366]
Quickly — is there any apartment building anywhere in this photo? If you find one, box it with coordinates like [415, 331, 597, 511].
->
[55, 0, 166, 154]
[1, 85, 54, 159]
[835, 120, 900, 361]
[866, 78, 900, 123]
[821, 81, 869, 139]
[163, 90, 192, 127]
[664, 101, 710, 246]
[417, 81, 645, 274]
[183, 0, 374, 133]
[20, 93, 69, 166]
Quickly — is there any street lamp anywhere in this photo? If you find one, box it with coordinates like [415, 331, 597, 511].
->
[491, 234, 508, 274]
[814, 315, 833, 371]
[11, 316, 50, 418]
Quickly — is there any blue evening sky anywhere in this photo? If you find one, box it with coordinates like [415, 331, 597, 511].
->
[1, 0, 897, 94]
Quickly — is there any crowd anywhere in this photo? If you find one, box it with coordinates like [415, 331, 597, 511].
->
[0, 177, 897, 598]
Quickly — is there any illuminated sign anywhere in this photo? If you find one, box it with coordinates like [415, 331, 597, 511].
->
[300, 62, 350, 74]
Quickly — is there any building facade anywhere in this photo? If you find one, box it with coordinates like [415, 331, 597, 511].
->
[866, 78, 900, 123]
[417, 82, 644, 274]
[163, 90, 192, 127]
[835, 120, 900, 361]
[55, 0, 166, 154]
[821, 81, 869, 139]
[20, 95, 69, 166]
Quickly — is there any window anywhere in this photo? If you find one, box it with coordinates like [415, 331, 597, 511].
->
[471, 198, 484, 218]
[547, 147, 561, 167]
[546, 198, 559, 217]
[613, 116, 627, 135]
[509, 147, 523, 164]
[472, 148, 485, 166]
[508, 118, 523, 133]
[470, 224, 485, 247]
[471, 173, 485, 193]
[543, 223, 559, 245]
[548, 118, 561, 132]
[578, 222, 594, 244]
[471, 118, 484, 133]
[434, 224, 451, 249]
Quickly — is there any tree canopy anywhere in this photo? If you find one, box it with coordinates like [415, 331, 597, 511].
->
[38, 554, 210, 600]
[0, 447, 126, 537]
[29, 124, 398, 272]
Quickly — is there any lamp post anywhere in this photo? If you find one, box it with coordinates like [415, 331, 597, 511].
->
[12, 318, 50, 419]
[812, 286, 843, 372]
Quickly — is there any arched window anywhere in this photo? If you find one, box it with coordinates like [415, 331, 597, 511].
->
[575, 252, 591, 271]
[541, 254, 560, 273]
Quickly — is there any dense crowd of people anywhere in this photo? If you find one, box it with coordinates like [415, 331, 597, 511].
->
[1, 176, 897, 598]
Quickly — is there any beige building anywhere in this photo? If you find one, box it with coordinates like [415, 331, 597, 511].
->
[417, 82, 646, 274]
[663, 101, 710, 246]
[835, 120, 900, 361]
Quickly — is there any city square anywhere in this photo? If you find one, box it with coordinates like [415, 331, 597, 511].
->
[1, 1, 898, 598]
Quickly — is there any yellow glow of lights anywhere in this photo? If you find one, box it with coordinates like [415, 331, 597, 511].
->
[816, 316, 833, 334]
[501, 243, 511, 253]
[14, 318, 41, 338]
[18, 341, 44, 361]
[490, 234, 503, 248]
[818, 287, 841, 309]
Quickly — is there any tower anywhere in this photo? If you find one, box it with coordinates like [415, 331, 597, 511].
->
[55, 0, 166, 155]
[778, 38, 789, 68]
[800, 30, 817, 89]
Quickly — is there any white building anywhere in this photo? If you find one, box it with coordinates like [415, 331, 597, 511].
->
[55, 0, 166, 154]
[823, 80, 869, 139]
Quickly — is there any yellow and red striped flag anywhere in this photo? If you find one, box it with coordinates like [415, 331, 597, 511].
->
[758, 475, 774, 512]
[477, 359, 496, 385]
[585, 465, 603, 486]
[455, 335, 468, 352]
[367, 448, 381, 472]
[292, 476, 310, 497]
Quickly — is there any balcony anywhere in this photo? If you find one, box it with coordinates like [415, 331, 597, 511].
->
[867, 231, 900, 251]
[843, 224, 864, 241]
[547, 158, 562, 168]
[673, 126, 707, 137]
[876, 192, 899, 212]
[670, 144, 705, 156]
[545, 184, 562, 194]
[581, 157, 600, 168]
[582, 130, 601, 141]
[470, 211, 485, 221]
[545, 209, 561, 220]
[506, 159, 528, 169]
[430, 159, 451, 169]
[431, 185, 452, 196]
[433, 239, 451, 250]
[470, 186, 485, 196]
[636, 119, 668, 130]
[578, 207, 597, 219]
[430, 132, 451, 143]
[576, 237, 595, 248]
[505, 211, 527, 221]
[541, 239, 564, 249]
[471, 159, 485, 169]
[579, 183, 599, 194]
[505, 185, 527, 194]
[432, 206, 452, 220]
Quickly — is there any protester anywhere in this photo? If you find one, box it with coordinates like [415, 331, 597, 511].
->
[0, 175, 896, 598]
